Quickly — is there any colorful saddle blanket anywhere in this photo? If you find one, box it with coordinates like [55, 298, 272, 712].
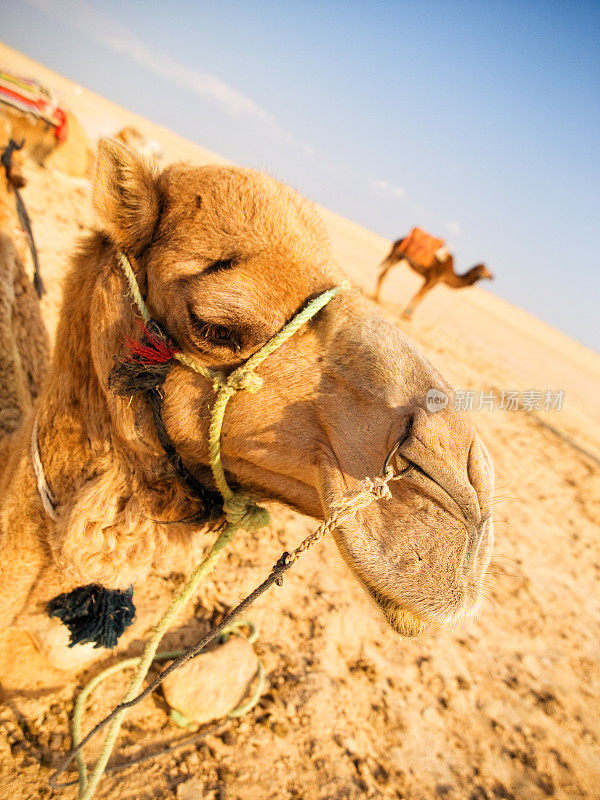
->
[398, 227, 446, 267]
[0, 69, 68, 141]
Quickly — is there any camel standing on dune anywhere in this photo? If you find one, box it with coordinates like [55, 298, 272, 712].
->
[375, 234, 494, 318]
[0, 139, 494, 679]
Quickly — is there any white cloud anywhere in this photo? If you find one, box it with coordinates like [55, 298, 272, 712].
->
[445, 221, 462, 236]
[21, 0, 416, 212]
[25, 0, 272, 121]
[370, 178, 406, 199]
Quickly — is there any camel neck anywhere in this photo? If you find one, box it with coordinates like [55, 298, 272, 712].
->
[23, 244, 216, 588]
[34, 233, 206, 534]
[445, 267, 481, 288]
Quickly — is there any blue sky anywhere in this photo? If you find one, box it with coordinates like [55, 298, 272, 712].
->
[3, 0, 599, 350]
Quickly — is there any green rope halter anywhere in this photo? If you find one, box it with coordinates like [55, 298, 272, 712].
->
[119, 250, 348, 532]
[68, 251, 348, 800]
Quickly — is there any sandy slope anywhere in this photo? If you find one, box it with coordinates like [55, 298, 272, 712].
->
[1, 42, 599, 800]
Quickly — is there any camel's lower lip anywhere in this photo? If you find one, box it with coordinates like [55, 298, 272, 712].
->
[328, 518, 432, 637]
[367, 585, 431, 637]
[381, 602, 430, 637]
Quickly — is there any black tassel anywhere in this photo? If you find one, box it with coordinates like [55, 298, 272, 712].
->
[47, 584, 136, 649]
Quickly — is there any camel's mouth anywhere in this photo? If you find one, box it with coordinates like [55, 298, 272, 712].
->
[364, 569, 487, 637]
[357, 563, 487, 638]
[323, 498, 492, 638]
[331, 531, 434, 638]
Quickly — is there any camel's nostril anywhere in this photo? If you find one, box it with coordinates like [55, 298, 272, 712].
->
[461, 517, 491, 582]
[461, 522, 485, 580]
[384, 415, 414, 476]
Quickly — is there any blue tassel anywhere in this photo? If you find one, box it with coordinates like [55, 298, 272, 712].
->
[47, 584, 136, 649]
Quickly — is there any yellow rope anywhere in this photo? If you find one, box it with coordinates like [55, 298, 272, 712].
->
[72, 623, 262, 786]
[77, 523, 236, 800]
[71, 467, 397, 799]
[70, 253, 349, 799]
[118, 251, 151, 324]
[118, 250, 349, 532]
[172, 351, 219, 384]
[203, 282, 348, 526]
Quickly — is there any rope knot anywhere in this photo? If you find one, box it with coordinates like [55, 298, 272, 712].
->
[362, 468, 394, 501]
[327, 468, 395, 523]
[209, 371, 227, 392]
[223, 493, 270, 531]
[226, 371, 264, 394]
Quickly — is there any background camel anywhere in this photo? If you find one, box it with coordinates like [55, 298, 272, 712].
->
[0, 126, 49, 443]
[114, 125, 163, 160]
[0, 139, 494, 680]
[375, 231, 493, 317]
[0, 68, 92, 177]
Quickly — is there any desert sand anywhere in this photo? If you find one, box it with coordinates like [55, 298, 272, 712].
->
[1, 42, 599, 800]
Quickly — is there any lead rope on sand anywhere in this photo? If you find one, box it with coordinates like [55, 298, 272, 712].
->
[49, 466, 396, 798]
[64, 621, 264, 790]
[1, 138, 46, 297]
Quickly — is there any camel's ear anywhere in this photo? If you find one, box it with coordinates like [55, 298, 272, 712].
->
[93, 137, 160, 255]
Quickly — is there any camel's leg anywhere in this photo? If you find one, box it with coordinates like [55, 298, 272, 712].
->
[374, 259, 397, 302]
[0, 520, 98, 674]
[12, 252, 50, 403]
[402, 279, 435, 320]
[0, 236, 33, 439]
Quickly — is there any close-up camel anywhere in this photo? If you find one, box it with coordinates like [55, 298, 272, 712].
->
[375, 233, 494, 317]
[0, 139, 494, 678]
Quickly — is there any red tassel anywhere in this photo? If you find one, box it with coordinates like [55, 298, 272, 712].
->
[124, 321, 179, 365]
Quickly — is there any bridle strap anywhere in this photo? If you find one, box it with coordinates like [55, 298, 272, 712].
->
[31, 251, 348, 528]
[117, 249, 349, 532]
[1, 138, 46, 298]
[147, 389, 222, 519]
[31, 416, 57, 521]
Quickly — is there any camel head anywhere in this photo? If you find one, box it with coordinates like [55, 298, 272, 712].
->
[90, 138, 494, 637]
[469, 263, 494, 282]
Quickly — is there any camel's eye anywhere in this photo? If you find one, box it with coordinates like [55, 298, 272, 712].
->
[188, 308, 241, 352]
[203, 257, 236, 275]
[201, 323, 240, 349]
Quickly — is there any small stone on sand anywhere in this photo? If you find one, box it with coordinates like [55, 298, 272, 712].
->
[163, 637, 259, 726]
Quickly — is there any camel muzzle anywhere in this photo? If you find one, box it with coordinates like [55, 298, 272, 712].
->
[313, 313, 495, 634]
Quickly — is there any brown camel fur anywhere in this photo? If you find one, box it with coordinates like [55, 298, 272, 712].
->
[0, 129, 50, 446]
[0, 139, 494, 677]
[375, 236, 494, 317]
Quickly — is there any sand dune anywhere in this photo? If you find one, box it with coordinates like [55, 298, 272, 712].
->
[1, 41, 599, 800]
